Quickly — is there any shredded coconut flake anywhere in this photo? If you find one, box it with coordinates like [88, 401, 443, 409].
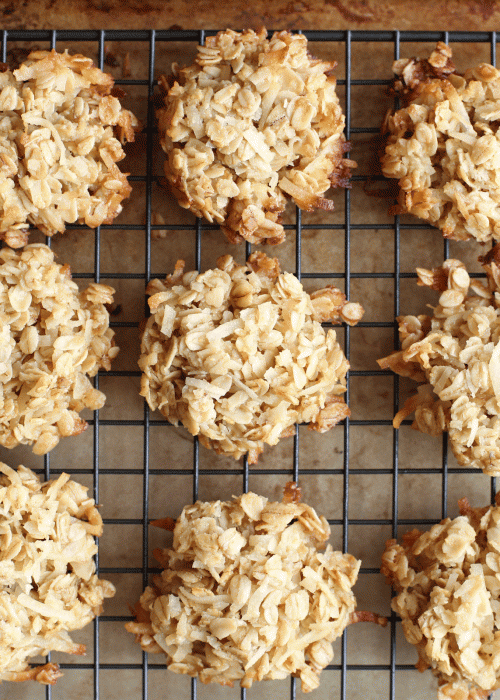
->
[489, 340, 500, 403]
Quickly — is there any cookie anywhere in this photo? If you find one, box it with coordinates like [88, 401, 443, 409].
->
[126, 484, 384, 692]
[0, 49, 139, 247]
[0, 463, 114, 684]
[382, 494, 500, 700]
[378, 247, 500, 475]
[158, 28, 353, 244]
[139, 252, 363, 462]
[0, 244, 118, 454]
[381, 42, 500, 243]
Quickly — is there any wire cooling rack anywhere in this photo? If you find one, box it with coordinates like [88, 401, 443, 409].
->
[2, 27, 500, 700]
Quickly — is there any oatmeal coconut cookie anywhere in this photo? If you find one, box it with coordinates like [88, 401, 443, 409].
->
[0, 244, 118, 454]
[0, 48, 140, 247]
[139, 252, 363, 462]
[382, 494, 500, 700]
[0, 462, 115, 685]
[158, 28, 353, 245]
[126, 484, 385, 692]
[378, 247, 500, 475]
[381, 42, 500, 243]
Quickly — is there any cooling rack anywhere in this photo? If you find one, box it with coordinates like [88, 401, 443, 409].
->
[2, 28, 499, 700]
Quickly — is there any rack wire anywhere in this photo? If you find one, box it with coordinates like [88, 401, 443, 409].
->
[2, 28, 499, 700]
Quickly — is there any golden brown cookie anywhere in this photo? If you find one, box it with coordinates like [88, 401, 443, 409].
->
[381, 42, 500, 243]
[0, 244, 118, 454]
[0, 49, 140, 247]
[158, 28, 353, 244]
[379, 247, 500, 475]
[0, 463, 114, 684]
[382, 494, 500, 700]
[127, 485, 384, 692]
[139, 252, 363, 462]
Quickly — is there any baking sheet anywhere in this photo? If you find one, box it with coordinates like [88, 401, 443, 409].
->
[0, 31, 497, 700]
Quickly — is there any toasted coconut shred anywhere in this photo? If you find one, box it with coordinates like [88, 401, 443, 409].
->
[378, 246, 500, 476]
[0, 244, 118, 455]
[158, 28, 353, 245]
[381, 42, 500, 243]
[0, 49, 140, 248]
[0, 463, 114, 685]
[139, 252, 363, 463]
[382, 494, 500, 700]
[126, 486, 385, 692]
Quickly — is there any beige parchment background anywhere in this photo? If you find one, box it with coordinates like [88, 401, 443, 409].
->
[0, 29, 498, 700]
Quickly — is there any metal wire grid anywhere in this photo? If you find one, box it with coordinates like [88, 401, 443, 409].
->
[2, 27, 499, 700]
